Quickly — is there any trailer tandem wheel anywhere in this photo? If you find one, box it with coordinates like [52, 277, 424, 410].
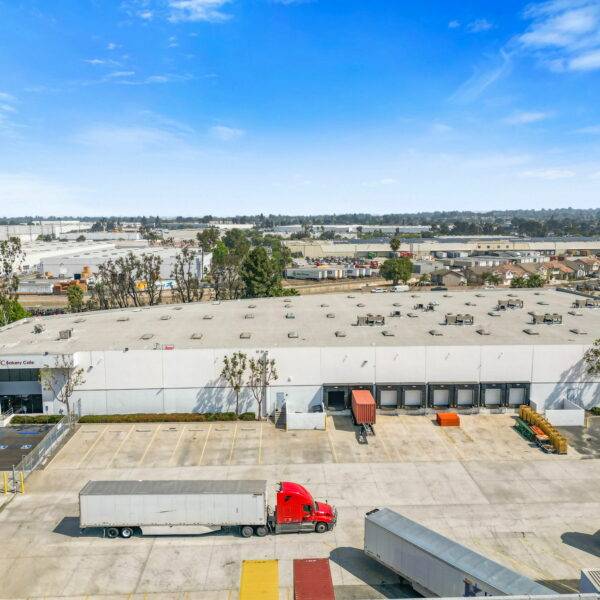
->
[241, 525, 254, 538]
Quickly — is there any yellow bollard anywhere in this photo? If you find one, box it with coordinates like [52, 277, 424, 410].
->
[3, 472, 7, 495]
[19, 471, 25, 494]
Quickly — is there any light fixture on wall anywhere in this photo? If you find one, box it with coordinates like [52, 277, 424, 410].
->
[362, 360, 368, 367]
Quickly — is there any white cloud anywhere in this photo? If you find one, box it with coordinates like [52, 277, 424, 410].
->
[569, 48, 600, 69]
[518, 0, 600, 72]
[450, 49, 512, 102]
[210, 125, 244, 141]
[467, 18, 494, 32]
[519, 168, 576, 179]
[0, 91, 16, 102]
[0, 104, 16, 113]
[107, 71, 136, 78]
[168, 0, 232, 22]
[504, 110, 553, 124]
[430, 122, 453, 134]
[574, 124, 600, 133]
[139, 9, 154, 19]
[73, 124, 183, 149]
[168, 35, 179, 48]
[448, 20, 461, 29]
[84, 58, 106, 65]
[107, 42, 120, 50]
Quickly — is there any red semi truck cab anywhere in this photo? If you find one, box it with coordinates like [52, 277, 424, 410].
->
[271, 481, 337, 534]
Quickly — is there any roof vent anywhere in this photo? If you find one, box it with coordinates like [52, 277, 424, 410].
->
[203, 314, 213, 320]
[488, 311, 501, 317]
[537, 301, 549, 306]
[33, 324, 45, 334]
[429, 329, 443, 336]
[382, 330, 395, 337]
[141, 333, 154, 340]
[407, 312, 418, 318]
[568, 310, 582, 316]
[190, 332, 203, 340]
[59, 329, 72, 340]
[320, 303, 329, 307]
[465, 301, 476, 306]
[117, 316, 130, 322]
[288, 331, 299, 338]
[173, 306, 183, 311]
[212, 301, 221, 305]
[507, 293, 516, 297]
[443, 294, 452, 298]
[570, 328, 588, 335]
[74, 318, 86, 323]
[476, 328, 491, 336]
[534, 292, 542, 296]
[160, 315, 171, 321]
[248, 304, 257, 308]
[357, 303, 365, 307]
[389, 310, 402, 318]
[240, 332, 251, 339]
[335, 330, 346, 337]
[523, 328, 539, 336]
[285, 313, 295, 319]
[326, 313, 335, 318]
[347, 295, 355, 299]
[392, 302, 401, 307]
[475, 293, 485, 298]
[244, 313, 254, 319]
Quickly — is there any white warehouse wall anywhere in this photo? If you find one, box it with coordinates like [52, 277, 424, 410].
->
[37, 342, 600, 415]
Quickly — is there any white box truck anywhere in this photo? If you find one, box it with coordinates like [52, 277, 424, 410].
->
[79, 479, 336, 539]
[364, 508, 554, 597]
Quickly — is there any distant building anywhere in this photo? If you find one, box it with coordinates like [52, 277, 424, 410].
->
[430, 270, 466, 287]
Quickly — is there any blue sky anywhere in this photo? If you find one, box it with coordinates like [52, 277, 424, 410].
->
[1, 0, 600, 216]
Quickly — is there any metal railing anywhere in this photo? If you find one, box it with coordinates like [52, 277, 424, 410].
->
[14, 414, 75, 477]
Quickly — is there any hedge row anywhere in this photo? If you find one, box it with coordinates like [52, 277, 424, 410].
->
[591, 407, 600, 416]
[10, 415, 64, 424]
[78, 412, 256, 423]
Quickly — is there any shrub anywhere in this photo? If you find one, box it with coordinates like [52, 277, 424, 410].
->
[10, 415, 63, 424]
[590, 407, 600, 416]
[78, 412, 257, 424]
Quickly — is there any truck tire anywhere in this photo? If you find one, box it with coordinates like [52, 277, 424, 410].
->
[315, 522, 328, 533]
[120, 527, 133, 539]
[106, 527, 119, 539]
[241, 525, 254, 538]
[254, 526, 267, 537]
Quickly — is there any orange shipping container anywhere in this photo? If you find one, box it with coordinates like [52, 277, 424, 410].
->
[437, 412, 460, 427]
[351, 390, 376, 425]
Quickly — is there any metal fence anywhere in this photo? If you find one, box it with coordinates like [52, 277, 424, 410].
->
[14, 415, 75, 477]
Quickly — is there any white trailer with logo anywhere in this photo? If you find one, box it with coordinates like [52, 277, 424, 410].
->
[364, 508, 554, 597]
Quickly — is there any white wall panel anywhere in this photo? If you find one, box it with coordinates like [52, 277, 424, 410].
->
[375, 346, 427, 383]
[75, 351, 108, 389]
[479, 346, 533, 382]
[106, 389, 164, 413]
[75, 390, 108, 415]
[270, 385, 322, 413]
[268, 348, 322, 386]
[321, 347, 376, 383]
[162, 350, 217, 388]
[425, 347, 480, 382]
[104, 351, 163, 389]
[531, 345, 589, 383]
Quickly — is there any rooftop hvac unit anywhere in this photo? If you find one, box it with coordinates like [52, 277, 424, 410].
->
[59, 329, 72, 340]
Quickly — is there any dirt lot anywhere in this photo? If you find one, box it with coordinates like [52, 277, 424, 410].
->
[0, 414, 599, 599]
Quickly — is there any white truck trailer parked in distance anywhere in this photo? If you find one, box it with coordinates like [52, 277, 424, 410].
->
[364, 508, 554, 597]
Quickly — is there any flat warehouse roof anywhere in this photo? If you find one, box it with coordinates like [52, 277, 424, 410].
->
[0, 289, 598, 352]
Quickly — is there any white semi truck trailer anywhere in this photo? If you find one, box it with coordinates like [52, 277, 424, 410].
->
[364, 508, 554, 597]
[79, 479, 336, 538]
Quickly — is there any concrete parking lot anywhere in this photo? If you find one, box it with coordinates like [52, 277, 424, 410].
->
[1, 414, 599, 599]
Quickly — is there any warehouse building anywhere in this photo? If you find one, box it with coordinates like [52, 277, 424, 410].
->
[0, 290, 598, 417]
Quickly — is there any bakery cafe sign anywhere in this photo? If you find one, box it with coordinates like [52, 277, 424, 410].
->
[0, 356, 50, 368]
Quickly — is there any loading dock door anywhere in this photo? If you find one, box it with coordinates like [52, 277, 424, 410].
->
[327, 390, 346, 411]
[379, 390, 398, 408]
[456, 388, 474, 406]
[483, 388, 502, 407]
[508, 387, 526, 406]
[404, 389, 422, 407]
[432, 389, 450, 407]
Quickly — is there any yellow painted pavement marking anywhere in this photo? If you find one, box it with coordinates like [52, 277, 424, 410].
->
[169, 425, 186, 465]
[107, 425, 135, 468]
[77, 425, 109, 468]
